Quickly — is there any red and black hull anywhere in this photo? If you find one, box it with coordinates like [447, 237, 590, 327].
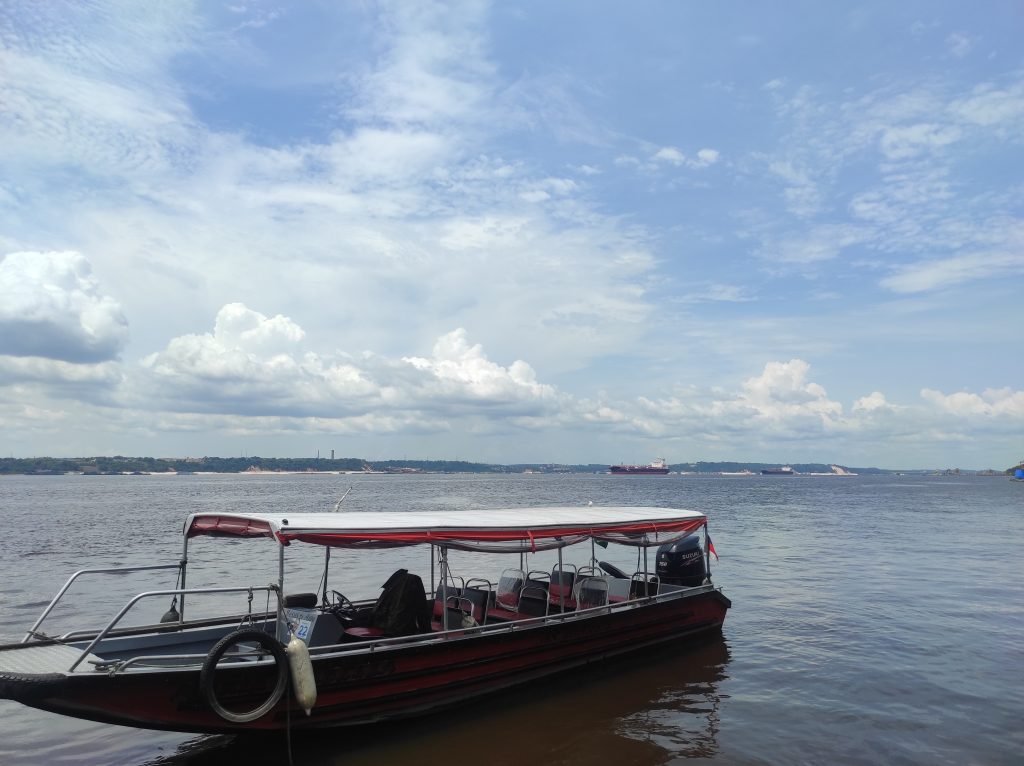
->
[1, 589, 730, 734]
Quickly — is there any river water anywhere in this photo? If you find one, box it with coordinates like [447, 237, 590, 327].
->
[0, 473, 1020, 765]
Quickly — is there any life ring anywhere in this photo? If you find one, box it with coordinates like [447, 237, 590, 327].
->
[200, 629, 288, 723]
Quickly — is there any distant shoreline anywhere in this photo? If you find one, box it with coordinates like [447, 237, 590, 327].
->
[2, 456, 1016, 476]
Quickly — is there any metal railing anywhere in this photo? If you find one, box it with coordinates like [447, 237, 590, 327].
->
[68, 585, 282, 672]
[22, 564, 183, 644]
[310, 581, 716, 657]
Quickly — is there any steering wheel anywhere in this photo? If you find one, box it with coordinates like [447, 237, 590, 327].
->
[328, 590, 357, 619]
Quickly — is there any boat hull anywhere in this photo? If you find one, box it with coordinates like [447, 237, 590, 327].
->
[1, 589, 729, 734]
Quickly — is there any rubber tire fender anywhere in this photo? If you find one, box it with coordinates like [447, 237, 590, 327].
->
[200, 628, 288, 723]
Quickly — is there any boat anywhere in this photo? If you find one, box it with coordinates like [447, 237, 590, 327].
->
[609, 458, 670, 475]
[806, 465, 858, 477]
[761, 466, 796, 476]
[0, 505, 729, 734]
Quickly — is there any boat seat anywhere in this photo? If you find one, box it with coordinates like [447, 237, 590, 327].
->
[488, 569, 525, 616]
[549, 566, 577, 611]
[432, 596, 476, 631]
[607, 578, 632, 603]
[431, 582, 489, 631]
[629, 575, 659, 599]
[518, 584, 550, 617]
[283, 592, 319, 609]
[573, 577, 610, 611]
[430, 584, 462, 623]
[343, 625, 385, 640]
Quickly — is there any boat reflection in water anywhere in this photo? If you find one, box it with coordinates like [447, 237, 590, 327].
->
[147, 635, 731, 766]
[616, 636, 728, 759]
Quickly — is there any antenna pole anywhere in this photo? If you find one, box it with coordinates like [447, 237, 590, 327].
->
[333, 485, 353, 512]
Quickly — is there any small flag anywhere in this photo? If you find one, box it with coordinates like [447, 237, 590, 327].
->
[707, 535, 719, 561]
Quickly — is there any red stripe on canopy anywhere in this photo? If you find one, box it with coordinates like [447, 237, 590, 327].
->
[186, 515, 274, 538]
[275, 517, 706, 550]
[183, 509, 707, 552]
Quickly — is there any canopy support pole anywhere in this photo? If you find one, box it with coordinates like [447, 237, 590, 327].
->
[643, 540, 649, 598]
[705, 522, 712, 582]
[322, 547, 331, 605]
[430, 544, 435, 597]
[179, 536, 189, 623]
[558, 546, 565, 611]
[277, 542, 286, 641]
[440, 546, 449, 631]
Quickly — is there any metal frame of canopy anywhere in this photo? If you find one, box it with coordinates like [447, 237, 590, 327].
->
[176, 507, 709, 627]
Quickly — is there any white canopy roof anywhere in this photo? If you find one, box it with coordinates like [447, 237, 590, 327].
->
[185, 506, 706, 552]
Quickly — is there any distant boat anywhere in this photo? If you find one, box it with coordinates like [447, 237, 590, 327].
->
[761, 466, 796, 476]
[806, 465, 858, 477]
[829, 465, 856, 476]
[610, 458, 670, 475]
[1012, 467, 1024, 482]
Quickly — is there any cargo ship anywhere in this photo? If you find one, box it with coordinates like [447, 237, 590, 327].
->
[610, 458, 670, 475]
[761, 465, 796, 476]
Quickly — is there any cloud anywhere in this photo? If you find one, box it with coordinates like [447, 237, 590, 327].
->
[140, 306, 565, 423]
[651, 146, 720, 169]
[945, 32, 977, 59]
[948, 82, 1024, 129]
[343, 1, 493, 128]
[674, 283, 755, 303]
[852, 391, 892, 412]
[880, 250, 1024, 293]
[695, 148, 720, 166]
[767, 159, 822, 218]
[921, 387, 1024, 417]
[140, 303, 376, 416]
[402, 329, 562, 413]
[879, 123, 962, 160]
[760, 224, 866, 264]
[0, 251, 129, 362]
[730, 359, 843, 421]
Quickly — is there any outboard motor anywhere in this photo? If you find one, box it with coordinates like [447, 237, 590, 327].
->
[655, 535, 707, 586]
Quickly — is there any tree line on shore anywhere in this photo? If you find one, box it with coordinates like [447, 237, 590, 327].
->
[3, 456, 1017, 476]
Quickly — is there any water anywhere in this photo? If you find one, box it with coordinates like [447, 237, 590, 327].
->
[0, 473, 1021, 765]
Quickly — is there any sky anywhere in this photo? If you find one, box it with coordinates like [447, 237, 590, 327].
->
[1, 1, 1022, 470]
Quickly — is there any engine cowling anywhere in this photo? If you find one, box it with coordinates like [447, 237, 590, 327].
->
[655, 535, 707, 586]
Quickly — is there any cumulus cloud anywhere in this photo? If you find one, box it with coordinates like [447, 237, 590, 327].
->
[653, 147, 686, 165]
[0, 251, 129, 362]
[140, 305, 565, 423]
[577, 360, 1023, 463]
[920, 387, 1024, 417]
[651, 146, 720, 169]
[729, 359, 843, 421]
[141, 303, 377, 416]
[852, 391, 892, 412]
[402, 329, 560, 412]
